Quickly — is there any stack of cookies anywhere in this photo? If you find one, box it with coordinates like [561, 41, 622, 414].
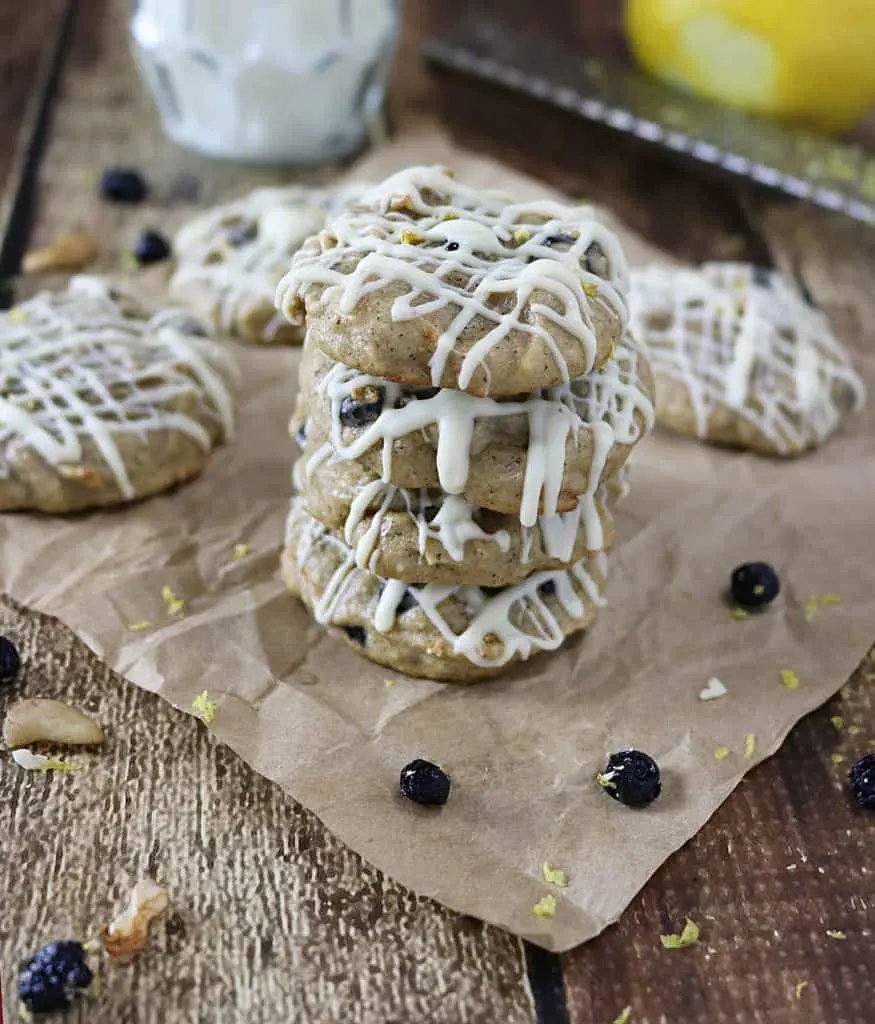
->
[277, 166, 655, 682]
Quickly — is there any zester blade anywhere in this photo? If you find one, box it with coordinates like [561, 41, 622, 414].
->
[423, 20, 875, 226]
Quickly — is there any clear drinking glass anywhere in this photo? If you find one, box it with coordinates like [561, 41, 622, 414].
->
[131, 0, 400, 165]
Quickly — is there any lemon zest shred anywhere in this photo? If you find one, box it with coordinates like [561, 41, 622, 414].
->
[819, 594, 841, 606]
[831, 753, 846, 765]
[795, 981, 809, 1000]
[744, 733, 756, 758]
[542, 862, 569, 888]
[660, 917, 700, 949]
[830, 715, 844, 731]
[731, 606, 748, 620]
[233, 543, 250, 560]
[826, 929, 846, 940]
[192, 690, 217, 724]
[532, 894, 557, 919]
[161, 585, 185, 616]
[781, 668, 800, 690]
[714, 746, 730, 761]
[126, 621, 152, 632]
[612, 1007, 632, 1024]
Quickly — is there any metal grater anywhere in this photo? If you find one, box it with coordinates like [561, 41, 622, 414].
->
[423, 20, 875, 226]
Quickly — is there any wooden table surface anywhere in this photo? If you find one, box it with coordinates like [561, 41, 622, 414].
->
[1, 3, 873, 1022]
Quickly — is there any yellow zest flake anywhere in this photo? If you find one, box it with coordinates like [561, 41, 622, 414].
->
[384, 678, 397, 688]
[512, 227, 531, 244]
[804, 596, 819, 622]
[744, 733, 756, 759]
[731, 606, 748, 620]
[582, 281, 599, 299]
[441, 212, 458, 221]
[596, 771, 617, 791]
[8, 307, 26, 322]
[795, 981, 809, 1000]
[192, 690, 217, 724]
[12, 748, 81, 772]
[400, 229, 423, 245]
[847, 724, 862, 736]
[830, 715, 845, 731]
[831, 753, 846, 765]
[714, 746, 730, 761]
[532, 894, 557, 919]
[781, 669, 800, 690]
[542, 862, 569, 888]
[233, 543, 251, 560]
[612, 1008, 632, 1024]
[126, 621, 152, 632]
[161, 585, 185, 616]
[826, 929, 846, 940]
[820, 594, 841, 607]
[660, 917, 700, 949]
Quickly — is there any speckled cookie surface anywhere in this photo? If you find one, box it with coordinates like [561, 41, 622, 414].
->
[0, 276, 237, 512]
[277, 165, 628, 396]
[282, 499, 607, 683]
[294, 448, 618, 586]
[170, 184, 364, 345]
[629, 262, 866, 456]
[293, 334, 654, 525]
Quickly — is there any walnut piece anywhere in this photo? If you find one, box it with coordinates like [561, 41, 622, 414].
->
[3, 698, 104, 748]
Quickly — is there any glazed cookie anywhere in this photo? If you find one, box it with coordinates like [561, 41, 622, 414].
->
[277, 165, 629, 396]
[282, 499, 608, 682]
[0, 276, 236, 512]
[171, 184, 364, 345]
[293, 449, 618, 586]
[629, 262, 866, 456]
[293, 333, 654, 526]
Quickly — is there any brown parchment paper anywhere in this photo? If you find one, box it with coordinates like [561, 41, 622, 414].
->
[2, 133, 875, 952]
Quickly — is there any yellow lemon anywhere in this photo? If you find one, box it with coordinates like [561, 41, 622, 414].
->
[625, 0, 875, 134]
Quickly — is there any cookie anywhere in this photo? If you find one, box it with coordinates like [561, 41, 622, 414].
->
[293, 333, 654, 526]
[282, 499, 608, 682]
[170, 184, 364, 345]
[276, 165, 629, 396]
[294, 448, 618, 586]
[629, 262, 866, 456]
[0, 276, 237, 512]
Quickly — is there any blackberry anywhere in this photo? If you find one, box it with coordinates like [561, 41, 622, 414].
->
[538, 579, 556, 597]
[339, 388, 384, 428]
[344, 625, 366, 647]
[406, 386, 440, 401]
[18, 940, 93, 1014]
[99, 167, 148, 204]
[133, 229, 171, 265]
[0, 635, 20, 686]
[400, 759, 451, 806]
[598, 750, 661, 807]
[730, 562, 780, 609]
[445, 241, 460, 252]
[850, 753, 875, 810]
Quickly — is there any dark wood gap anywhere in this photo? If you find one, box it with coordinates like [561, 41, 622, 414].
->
[524, 941, 570, 1024]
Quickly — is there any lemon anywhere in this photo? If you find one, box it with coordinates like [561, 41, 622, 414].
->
[625, 0, 875, 134]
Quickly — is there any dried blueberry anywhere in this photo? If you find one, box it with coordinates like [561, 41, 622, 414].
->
[537, 579, 556, 597]
[224, 220, 257, 247]
[445, 241, 460, 251]
[408, 386, 440, 401]
[396, 589, 416, 614]
[545, 232, 576, 249]
[400, 759, 451, 806]
[598, 750, 661, 807]
[133, 229, 171, 265]
[18, 940, 93, 1014]
[583, 240, 610, 278]
[99, 167, 148, 204]
[752, 266, 774, 288]
[730, 562, 780, 609]
[344, 625, 367, 646]
[850, 753, 875, 810]
[339, 388, 384, 428]
[0, 635, 20, 686]
[294, 422, 307, 450]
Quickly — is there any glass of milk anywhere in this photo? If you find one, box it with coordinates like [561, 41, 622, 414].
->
[130, 0, 400, 164]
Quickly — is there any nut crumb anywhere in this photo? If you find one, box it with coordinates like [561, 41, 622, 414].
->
[698, 677, 727, 701]
[4, 698, 104, 748]
[23, 230, 100, 274]
[101, 879, 170, 960]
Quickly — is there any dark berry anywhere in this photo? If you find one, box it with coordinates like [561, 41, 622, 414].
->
[598, 750, 661, 807]
[407, 386, 440, 401]
[730, 562, 780, 609]
[445, 241, 460, 251]
[99, 167, 148, 204]
[396, 589, 416, 614]
[133, 229, 171, 266]
[400, 759, 451, 806]
[545, 232, 576, 249]
[538, 579, 556, 597]
[583, 240, 609, 278]
[850, 753, 875, 810]
[339, 389, 384, 428]
[0, 635, 20, 685]
[18, 940, 93, 1014]
[294, 422, 307, 450]
[344, 625, 366, 647]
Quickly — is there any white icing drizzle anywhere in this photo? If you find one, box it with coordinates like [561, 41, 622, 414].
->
[172, 184, 369, 335]
[290, 503, 608, 668]
[629, 262, 866, 452]
[317, 334, 653, 529]
[0, 279, 236, 496]
[277, 165, 629, 390]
